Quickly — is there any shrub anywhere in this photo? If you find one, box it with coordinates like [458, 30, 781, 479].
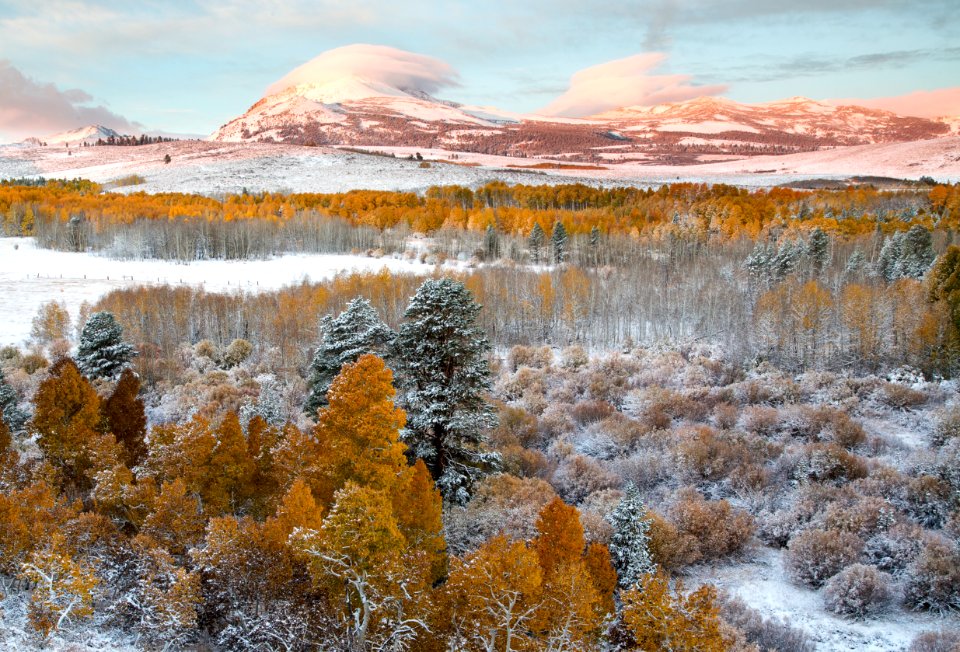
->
[909, 629, 960, 652]
[785, 528, 863, 588]
[742, 406, 780, 437]
[571, 399, 616, 426]
[560, 345, 588, 370]
[713, 402, 739, 430]
[647, 510, 699, 570]
[903, 539, 960, 613]
[669, 488, 754, 562]
[551, 454, 621, 504]
[794, 444, 867, 483]
[821, 497, 895, 539]
[932, 406, 960, 446]
[19, 353, 49, 375]
[222, 338, 253, 368]
[717, 593, 815, 652]
[880, 382, 928, 409]
[823, 564, 892, 619]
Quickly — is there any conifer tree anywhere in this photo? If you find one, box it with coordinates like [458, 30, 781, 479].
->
[551, 221, 568, 264]
[392, 278, 499, 503]
[606, 484, 655, 587]
[76, 311, 136, 379]
[806, 227, 830, 276]
[304, 297, 395, 416]
[529, 222, 545, 263]
[0, 368, 28, 433]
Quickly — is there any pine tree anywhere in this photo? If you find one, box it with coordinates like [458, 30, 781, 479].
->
[606, 484, 655, 587]
[807, 227, 830, 276]
[0, 368, 28, 433]
[877, 234, 902, 282]
[304, 297, 395, 416]
[896, 225, 935, 279]
[845, 248, 866, 275]
[529, 222, 545, 263]
[239, 375, 285, 427]
[392, 278, 499, 503]
[551, 221, 568, 264]
[76, 311, 135, 379]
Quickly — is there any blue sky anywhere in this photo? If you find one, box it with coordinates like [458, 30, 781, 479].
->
[0, 0, 958, 139]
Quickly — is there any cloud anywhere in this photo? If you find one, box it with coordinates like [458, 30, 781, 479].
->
[0, 61, 138, 140]
[539, 53, 727, 117]
[266, 44, 459, 97]
[826, 87, 960, 119]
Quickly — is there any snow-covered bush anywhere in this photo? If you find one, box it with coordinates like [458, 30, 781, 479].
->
[668, 488, 754, 563]
[717, 593, 815, 652]
[221, 338, 253, 368]
[823, 564, 893, 618]
[909, 629, 960, 652]
[793, 443, 867, 484]
[742, 405, 781, 437]
[551, 454, 620, 504]
[785, 528, 863, 588]
[903, 539, 960, 613]
[863, 524, 928, 575]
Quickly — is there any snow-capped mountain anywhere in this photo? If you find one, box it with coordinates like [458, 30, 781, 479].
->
[213, 69, 955, 164]
[23, 125, 122, 146]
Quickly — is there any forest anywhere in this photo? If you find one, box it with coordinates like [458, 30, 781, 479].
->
[2, 180, 960, 650]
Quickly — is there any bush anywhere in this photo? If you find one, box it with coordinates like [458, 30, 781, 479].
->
[823, 564, 892, 619]
[742, 406, 780, 437]
[863, 524, 927, 575]
[794, 444, 867, 483]
[222, 338, 253, 368]
[571, 399, 615, 426]
[879, 382, 928, 409]
[909, 629, 960, 652]
[560, 345, 588, 370]
[668, 488, 754, 562]
[551, 454, 621, 504]
[19, 353, 49, 375]
[717, 593, 815, 652]
[932, 406, 960, 446]
[713, 402, 739, 430]
[903, 539, 960, 613]
[785, 528, 863, 588]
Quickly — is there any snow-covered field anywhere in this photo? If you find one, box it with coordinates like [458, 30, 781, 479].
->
[2, 137, 958, 196]
[0, 237, 438, 347]
[694, 548, 945, 652]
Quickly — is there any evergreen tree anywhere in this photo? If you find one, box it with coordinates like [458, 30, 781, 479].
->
[392, 278, 499, 503]
[76, 311, 135, 379]
[551, 221, 568, 264]
[806, 228, 830, 276]
[845, 248, 866, 275]
[606, 484, 655, 587]
[240, 375, 285, 427]
[0, 369, 28, 433]
[304, 297, 395, 416]
[896, 225, 935, 279]
[528, 222, 545, 264]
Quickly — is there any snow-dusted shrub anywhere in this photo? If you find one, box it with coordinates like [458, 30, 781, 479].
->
[946, 511, 960, 542]
[444, 474, 557, 555]
[793, 443, 867, 483]
[19, 352, 48, 375]
[221, 338, 253, 368]
[194, 339, 217, 360]
[551, 454, 621, 504]
[879, 382, 928, 410]
[647, 510, 700, 570]
[823, 564, 893, 618]
[499, 444, 552, 479]
[491, 404, 541, 448]
[496, 366, 546, 403]
[903, 539, 960, 613]
[506, 345, 552, 371]
[909, 629, 960, 652]
[904, 474, 953, 528]
[785, 528, 863, 588]
[538, 402, 576, 440]
[571, 399, 615, 426]
[713, 402, 739, 430]
[578, 489, 621, 543]
[742, 405, 781, 437]
[613, 449, 673, 492]
[864, 523, 927, 575]
[821, 496, 895, 539]
[717, 593, 815, 652]
[668, 488, 754, 562]
[932, 406, 960, 447]
[675, 425, 759, 484]
[585, 355, 639, 407]
[559, 344, 588, 370]
[594, 413, 646, 450]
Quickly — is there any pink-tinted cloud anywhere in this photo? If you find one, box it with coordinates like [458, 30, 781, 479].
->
[266, 44, 459, 97]
[826, 87, 960, 119]
[539, 53, 727, 117]
[0, 60, 138, 141]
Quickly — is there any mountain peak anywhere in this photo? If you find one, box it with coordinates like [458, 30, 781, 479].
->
[24, 125, 122, 146]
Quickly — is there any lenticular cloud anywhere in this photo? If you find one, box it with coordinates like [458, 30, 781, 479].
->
[266, 44, 460, 97]
[540, 53, 727, 118]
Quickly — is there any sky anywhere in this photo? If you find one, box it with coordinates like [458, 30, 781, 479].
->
[0, 0, 959, 141]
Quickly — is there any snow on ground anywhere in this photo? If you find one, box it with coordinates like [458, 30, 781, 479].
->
[0, 237, 440, 347]
[692, 547, 946, 652]
[2, 137, 958, 195]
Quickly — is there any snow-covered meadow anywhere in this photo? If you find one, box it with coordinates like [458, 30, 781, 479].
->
[0, 237, 439, 347]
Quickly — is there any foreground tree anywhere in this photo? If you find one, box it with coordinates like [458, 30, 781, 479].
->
[76, 311, 136, 379]
[393, 278, 499, 503]
[607, 484, 656, 587]
[620, 572, 726, 652]
[101, 369, 147, 467]
[0, 369, 28, 433]
[304, 297, 395, 416]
